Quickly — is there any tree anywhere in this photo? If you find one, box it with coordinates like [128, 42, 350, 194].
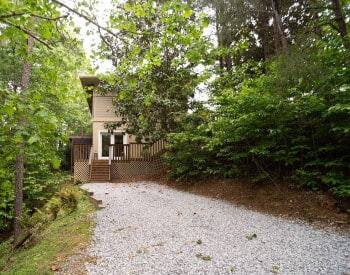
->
[331, 0, 349, 48]
[163, 0, 350, 198]
[270, 0, 288, 54]
[97, 0, 211, 141]
[13, 34, 34, 245]
[0, 1, 91, 238]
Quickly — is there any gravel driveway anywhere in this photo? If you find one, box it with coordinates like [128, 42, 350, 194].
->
[81, 182, 350, 275]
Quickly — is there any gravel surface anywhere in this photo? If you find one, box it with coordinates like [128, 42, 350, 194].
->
[81, 182, 350, 275]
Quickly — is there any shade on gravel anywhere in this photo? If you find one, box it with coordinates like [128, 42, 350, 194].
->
[81, 182, 350, 275]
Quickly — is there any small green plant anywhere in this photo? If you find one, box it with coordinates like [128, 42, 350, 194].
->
[196, 253, 212, 261]
[45, 197, 62, 220]
[136, 247, 149, 254]
[246, 233, 257, 240]
[74, 180, 83, 185]
[271, 264, 280, 274]
[57, 186, 80, 212]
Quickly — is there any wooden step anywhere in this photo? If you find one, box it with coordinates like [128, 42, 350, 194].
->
[90, 169, 109, 173]
[90, 171, 109, 175]
[90, 175, 109, 178]
[91, 161, 108, 165]
[90, 178, 109, 181]
[90, 174, 109, 178]
[89, 161, 110, 182]
[91, 169, 109, 172]
[91, 166, 109, 170]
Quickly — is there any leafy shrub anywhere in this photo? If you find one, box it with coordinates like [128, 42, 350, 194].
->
[0, 180, 14, 231]
[26, 209, 49, 230]
[57, 186, 80, 212]
[166, 43, 350, 199]
[21, 185, 82, 235]
[45, 197, 62, 220]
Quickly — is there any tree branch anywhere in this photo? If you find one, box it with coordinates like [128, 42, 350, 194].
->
[0, 12, 26, 20]
[0, 19, 53, 49]
[52, 0, 148, 37]
[30, 13, 69, 21]
[0, 12, 68, 21]
[51, 0, 119, 38]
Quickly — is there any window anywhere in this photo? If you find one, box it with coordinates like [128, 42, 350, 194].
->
[101, 133, 110, 157]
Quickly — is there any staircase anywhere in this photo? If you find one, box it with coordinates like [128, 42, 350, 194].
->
[90, 160, 110, 182]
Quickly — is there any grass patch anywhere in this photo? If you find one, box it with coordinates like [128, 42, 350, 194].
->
[0, 192, 95, 274]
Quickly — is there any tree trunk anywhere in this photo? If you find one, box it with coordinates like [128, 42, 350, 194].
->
[257, 1, 272, 60]
[331, 0, 349, 48]
[272, 20, 280, 55]
[271, 0, 288, 54]
[13, 35, 34, 246]
[13, 145, 24, 245]
[214, 1, 233, 71]
[215, 3, 224, 70]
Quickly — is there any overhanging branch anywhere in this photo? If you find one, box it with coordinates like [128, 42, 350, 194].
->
[51, 0, 119, 38]
[0, 19, 53, 49]
[51, 0, 149, 37]
[0, 12, 68, 21]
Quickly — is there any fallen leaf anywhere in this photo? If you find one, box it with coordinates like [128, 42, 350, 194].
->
[51, 264, 60, 271]
[246, 233, 257, 240]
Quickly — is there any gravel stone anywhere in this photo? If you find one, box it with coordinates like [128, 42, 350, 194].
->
[81, 182, 350, 275]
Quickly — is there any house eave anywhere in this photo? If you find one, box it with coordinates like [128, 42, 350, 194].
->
[79, 75, 99, 115]
[79, 75, 99, 86]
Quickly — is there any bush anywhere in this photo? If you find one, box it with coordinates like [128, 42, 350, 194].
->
[166, 44, 350, 198]
[0, 180, 14, 231]
[0, 173, 72, 231]
[45, 197, 62, 220]
[17, 185, 82, 244]
[57, 186, 80, 212]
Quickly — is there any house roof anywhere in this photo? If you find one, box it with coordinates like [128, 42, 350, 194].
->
[80, 75, 99, 86]
[79, 75, 99, 114]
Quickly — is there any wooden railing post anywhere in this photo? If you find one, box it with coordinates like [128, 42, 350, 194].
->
[108, 145, 113, 165]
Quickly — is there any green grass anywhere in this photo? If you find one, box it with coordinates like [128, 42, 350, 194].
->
[0, 193, 95, 275]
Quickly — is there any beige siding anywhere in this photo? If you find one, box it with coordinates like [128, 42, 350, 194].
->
[91, 91, 136, 158]
[93, 95, 119, 121]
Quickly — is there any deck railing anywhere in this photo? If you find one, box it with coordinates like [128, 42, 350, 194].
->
[73, 144, 91, 161]
[88, 147, 94, 165]
[110, 139, 166, 162]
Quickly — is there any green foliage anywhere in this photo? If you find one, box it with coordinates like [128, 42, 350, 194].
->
[23, 184, 81, 231]
[166, 39, 350, 198]
[0, 192, 94, 274]
[98, 0, 212, 141]
[166, 132, 210, 179]
[45, 197, 62, 220]
[0, 4, 91, 231]
[57, 185, 80, 212]
[93, 0, 349, 198]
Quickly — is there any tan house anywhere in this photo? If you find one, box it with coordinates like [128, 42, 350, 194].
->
[70, 76, 165, 182]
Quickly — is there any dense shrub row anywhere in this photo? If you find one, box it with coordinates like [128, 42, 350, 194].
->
[165, 43, 350, 198]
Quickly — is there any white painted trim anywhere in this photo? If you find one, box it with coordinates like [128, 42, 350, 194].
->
[97, 130, 108, 160]
[97, 129, 128, 160]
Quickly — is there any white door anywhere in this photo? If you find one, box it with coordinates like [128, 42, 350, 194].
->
[98, 131, 127, 160]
